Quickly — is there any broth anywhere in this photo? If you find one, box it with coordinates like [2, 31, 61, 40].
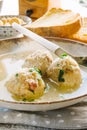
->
[0, 49, 80, 102]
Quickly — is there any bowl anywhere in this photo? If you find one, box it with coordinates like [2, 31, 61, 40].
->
[0, 15, 32, 39]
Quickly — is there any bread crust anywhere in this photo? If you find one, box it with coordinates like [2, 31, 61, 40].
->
[68, 18, 87, 43]
[27, 8, 82, 37]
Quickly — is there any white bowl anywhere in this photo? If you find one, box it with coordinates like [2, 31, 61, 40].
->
[0, 15, 32, 39]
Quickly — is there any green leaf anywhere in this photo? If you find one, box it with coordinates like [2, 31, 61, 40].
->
[15, 73, 18, 77]
[29, 67, 42, 75]
[58, 69, 65, 82]
[29, 69, 33, 72]
[60, 53, 68, 58]
[34, 67, 42, 76]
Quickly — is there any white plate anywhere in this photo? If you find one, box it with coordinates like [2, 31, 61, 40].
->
[0, 38, 87, 111]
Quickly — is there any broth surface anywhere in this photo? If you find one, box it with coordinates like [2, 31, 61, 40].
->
[0, 38, 81, 102]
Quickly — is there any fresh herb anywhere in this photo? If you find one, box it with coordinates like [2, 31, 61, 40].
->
[22, 98, 34, 102]
[29, 67, 42, 75]
[60, 53, 68, 58]
[58, 70, 65, 82]
[29, 69, 33, 72]
[34, 67, 42, 75]
[15, 73, 18, 77]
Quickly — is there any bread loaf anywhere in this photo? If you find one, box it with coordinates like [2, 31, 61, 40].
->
[27, 8, 81, 37]
[68, 17, 87, 43]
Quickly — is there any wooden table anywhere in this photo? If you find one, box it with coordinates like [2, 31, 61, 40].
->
[0, 0, 87, 130]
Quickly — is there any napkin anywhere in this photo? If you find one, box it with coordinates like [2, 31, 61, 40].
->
[0, 100, 87, 130]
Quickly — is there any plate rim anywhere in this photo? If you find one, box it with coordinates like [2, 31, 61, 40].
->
[0, 92, 87, 105]
[0, 15, 32, 26]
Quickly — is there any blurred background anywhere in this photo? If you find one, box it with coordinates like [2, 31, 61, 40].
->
[0, 0, 87, 17]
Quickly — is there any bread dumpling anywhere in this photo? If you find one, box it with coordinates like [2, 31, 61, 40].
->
[23, 50, 53, 75]
[6, 68, 45, 101]
[47, 55, 82, 92]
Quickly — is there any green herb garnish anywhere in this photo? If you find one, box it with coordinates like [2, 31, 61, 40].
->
[60, 53, 68, 59]
[34, 67, 42, 76]
[58, 70, 65, 82]
[29, 69, 33, 72]
[29, 67, 42, 75]
[15, 73, 18, 77]
[22, 98, 34, 102]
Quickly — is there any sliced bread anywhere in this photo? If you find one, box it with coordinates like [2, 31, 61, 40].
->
[27, 8, 81, 37]
[68, 17, 87, 43]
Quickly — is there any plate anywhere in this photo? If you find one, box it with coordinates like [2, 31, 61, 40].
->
[0, 38, 87, 111]
[0, 15, 32, 39]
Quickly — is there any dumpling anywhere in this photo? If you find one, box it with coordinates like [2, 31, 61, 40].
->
[47, 55, 82, 92]
[23, 50, 53, 75]
[6, 68, 45, 101]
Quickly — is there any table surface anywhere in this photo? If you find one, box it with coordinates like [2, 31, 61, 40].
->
[0, 0, 87, 130]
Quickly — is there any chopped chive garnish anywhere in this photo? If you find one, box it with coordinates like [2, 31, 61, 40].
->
[15, 73, 18, 77]
[34, 67, 42, 75]
[58, 70, 65, 82]
[29, 69, 33, 72]
[22, 98, 34, 102]
[29, 67, 42, 75]
[60, 53, 68, 58]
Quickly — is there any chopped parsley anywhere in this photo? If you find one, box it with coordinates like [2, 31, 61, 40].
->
[15, 73, 19, 77]
[58, 70, 65, 82]
[34, 67, 42, 75]
[29, 67, 42, 75]
[29, 69, 33, 72]
[22, 98, 34, 102]
[60, 53, 68, 59]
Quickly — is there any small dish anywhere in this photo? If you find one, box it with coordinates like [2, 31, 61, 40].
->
[0, 15, 32, 39]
